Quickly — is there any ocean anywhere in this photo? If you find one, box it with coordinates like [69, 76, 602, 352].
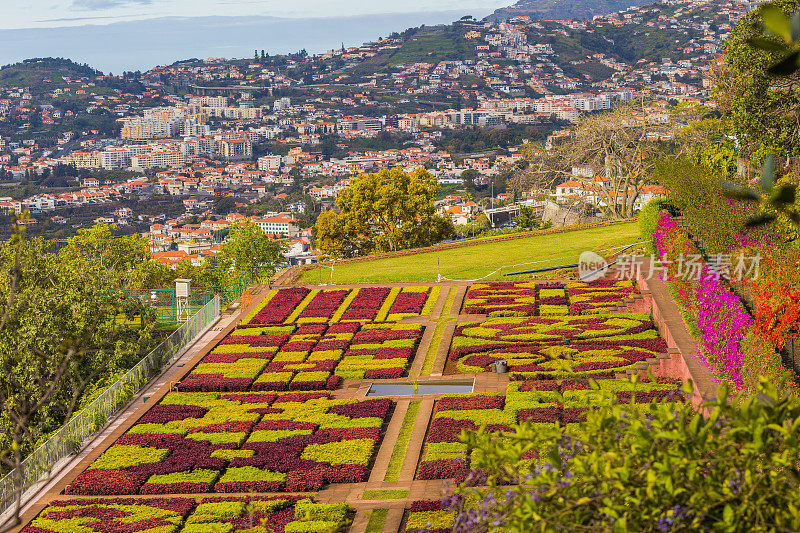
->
[0, 10, 493, 73]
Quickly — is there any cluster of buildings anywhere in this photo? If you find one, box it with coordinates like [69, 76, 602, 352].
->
[0, 0, 737, 251]
[148, 212, 318, 268]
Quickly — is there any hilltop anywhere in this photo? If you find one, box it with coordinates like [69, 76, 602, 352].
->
[488, 0, 655, 22]
[0, 57, 102, 89]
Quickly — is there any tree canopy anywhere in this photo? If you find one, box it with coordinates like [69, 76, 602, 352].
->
[717, 0, 800, 159]
[0, 223, 161, 526]
[315, 168, 454, 258]
[217, 220, 286, 281]
[511, 103, 693, 218]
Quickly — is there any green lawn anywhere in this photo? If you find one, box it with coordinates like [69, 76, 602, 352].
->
[362, 489, 409, 500]
[365, 509, 388, 533]
[301, 222, 642, 284]
[384, 401, 421, 482]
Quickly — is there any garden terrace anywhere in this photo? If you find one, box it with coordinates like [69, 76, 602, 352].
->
[15, 277, 704, 533]
[461, 280, 638, 316]
[448, 313, 666, 378]
[21, 496, 351, 533]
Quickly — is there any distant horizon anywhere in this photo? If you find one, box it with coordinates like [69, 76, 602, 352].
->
[4, 1, 507, 30]
[0, 10, 496, 73]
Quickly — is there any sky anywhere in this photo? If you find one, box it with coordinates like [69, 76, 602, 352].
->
[4, 0, 508, 29]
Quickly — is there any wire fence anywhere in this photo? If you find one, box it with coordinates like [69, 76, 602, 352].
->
[123, 272, 254, 326]
[0, 295, 221, 518]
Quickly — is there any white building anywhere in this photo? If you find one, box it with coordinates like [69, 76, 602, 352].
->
[257, 155, 282, 172]
[254, 214, 299, 238]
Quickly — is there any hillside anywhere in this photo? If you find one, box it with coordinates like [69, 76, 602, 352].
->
[346, 1, 714, 84]
[387, 26, 477, 66]
[0, 57, 102, 89]
[487, 0, 654, 21]
[299, 221, 642, 284]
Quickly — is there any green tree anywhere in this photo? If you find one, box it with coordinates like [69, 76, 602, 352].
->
[515, 103, 686, 219]
[514, 204, 539, 230]
[0, 222, 156, 527]
[716, 0, 800, 158]
[461, 168, 479, 191]
[217, 221, 286, 281]
[314, 168, 454, 258]
[213, 196, 236, 215]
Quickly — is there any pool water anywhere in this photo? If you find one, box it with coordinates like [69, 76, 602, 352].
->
[366, 380, 475, 397]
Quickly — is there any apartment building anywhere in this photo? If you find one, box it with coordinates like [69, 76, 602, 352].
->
[131, 150, 185, 170]
[62, 151, 101, 169]
[257, 154, 282, 171]
[121, 107, 185, 140]
[216, 138, 253, 161]
[336, 116, 382, 133]
[254, 215, 299, 238]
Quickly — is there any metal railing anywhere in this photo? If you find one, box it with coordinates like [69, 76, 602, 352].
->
[0, 295, 221, 517]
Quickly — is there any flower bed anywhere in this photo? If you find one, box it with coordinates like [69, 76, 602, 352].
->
[183, 496, 350, 533]
[405, 500, 456, 533]
[22, 496, 351, 533]
[340, 287, 390, 321]
[462, 281, 637, 317]
[297, 289, 350, 322]
[416, 378, 682, 480]
[566, 280, 637, 314]
[387, 286, 433, 320]
[462, 281, 538, 316]
[336, 323, 424, 379]
[245, 285, 437, 326]
[66, 392, 392, 495]
[654, 211, 753, 388]
[247, 288, 310, 325]
[182, 322, 423, 391]
[449, 314, 665, 379]
[20, 497, 195, 533]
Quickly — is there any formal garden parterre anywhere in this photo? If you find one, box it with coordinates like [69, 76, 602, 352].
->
[21, 496, 351, 533]
[22, 278, 688, 533]
[65, 391, 392, 495]
[415, 378, 683, 482]
[462, 280, 637, 316]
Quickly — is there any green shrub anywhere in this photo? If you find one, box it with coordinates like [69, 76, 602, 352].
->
[187, 501, 244, 523]
[284, 520, 340, 533]
[218, 467, 287, 483]
[88, 444, 169, 470]
[739, 328, 800, 397]
[406, 510, 457, 530]
[247, 429, 313, 443]
[638, 197, 676, 253]
[146, 468, 219, 484]
[362, 490, 409, 500]
[186, 431, 247, 445]
[210, 449, 255, 461]
[458, 380, 800, 532]
[183, 523, 233, 533]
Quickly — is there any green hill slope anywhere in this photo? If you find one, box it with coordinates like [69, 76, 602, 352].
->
[487, 0, 654, 22]
[300, 221, 641, 284]
[0, 57, 102, 89]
